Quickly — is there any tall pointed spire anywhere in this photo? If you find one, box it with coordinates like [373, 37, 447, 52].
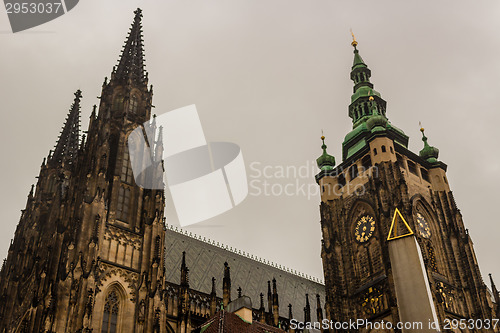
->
[50, 90, 81, 167]
[351, 30, 367, 70]
[210, 277, 217, 316]
[180, 251, 189, 287]
[490, 274, 500, 318]
[267, 280, 272, 316]
[272, 278, 279, 326]
[259, 293, 266, 323]
[341, 34, 408, 161]
[316, 294, 323, 323]
[348, 34, 386, 126]
[113, 8, 147, 86]
[223, 262, 231, 308]
[489, 274, 500, 304]
[304, 293, 311, 323]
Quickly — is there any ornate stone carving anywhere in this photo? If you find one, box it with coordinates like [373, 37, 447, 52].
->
[97, 262, 139, 302]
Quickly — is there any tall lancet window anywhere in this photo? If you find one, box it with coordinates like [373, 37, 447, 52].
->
[117, 186, 130, 222]
[129, 95, 138, 113]
[121, 147, 134, 184]
[102, 290, 119, 333]
[112, 94, 124, 111]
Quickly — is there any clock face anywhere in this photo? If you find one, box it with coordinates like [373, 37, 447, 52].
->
[355, 215, 376, 243]
[416, 212, 431, 238]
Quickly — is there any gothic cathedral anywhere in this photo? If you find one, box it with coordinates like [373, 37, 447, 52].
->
[0, 9, 168, 332]
[316, 37, 499, 331]
[0, 8, 499, 333]
[0, 9, 324, 333]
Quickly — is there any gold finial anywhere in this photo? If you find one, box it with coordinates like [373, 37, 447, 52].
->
[350, 29, 358, 47]
[368, 89, 374, 101]
[321, 129, 325, 141]
[419, 121, 424, 132]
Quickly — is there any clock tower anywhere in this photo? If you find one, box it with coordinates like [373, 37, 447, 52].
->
[315, 37, 499, 331]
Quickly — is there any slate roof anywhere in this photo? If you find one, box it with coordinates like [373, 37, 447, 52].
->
[194, 310, 286, 333]
[164, 226, 325, 319]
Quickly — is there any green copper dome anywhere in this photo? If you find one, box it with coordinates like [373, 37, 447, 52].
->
[317, 136, 336, 170]
[419, 128, 439, 163]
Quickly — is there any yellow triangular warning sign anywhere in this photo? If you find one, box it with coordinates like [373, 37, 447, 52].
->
[387, 208, 414, 241]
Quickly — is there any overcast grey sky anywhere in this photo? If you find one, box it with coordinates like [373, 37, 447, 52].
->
[1, 0, 499, 286]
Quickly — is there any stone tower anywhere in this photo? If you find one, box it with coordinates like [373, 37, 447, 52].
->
[315, 37, 499, 331]
[0, 9, 166, 332]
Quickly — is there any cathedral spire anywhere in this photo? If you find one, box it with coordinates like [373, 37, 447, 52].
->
[211, 277, 216, 296]
[112, 8, 147, 86]
[348, 36, 387, 126]
[50, 90, 81, 167]
[340, 34, 408, 161]
[210, 277, 217, 316]
[272, 278, 279, 326]
[267, 280, 272, 317]
[259, 293, 266, 323]
[180, 251, 189, 288]
[304, 293, 311, 323]
[223, 262, 231, 308]
[316, 294, 323, 323]
[351, 30, 365, 70]
[490, 274, 500, 304]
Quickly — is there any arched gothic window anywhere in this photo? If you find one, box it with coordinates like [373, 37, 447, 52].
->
[112, 94, 124, 111]
[102, 290, 119, 333]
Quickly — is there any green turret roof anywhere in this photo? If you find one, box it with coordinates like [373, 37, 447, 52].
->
[352, 48, 367, 70]
[419, 127, 439, 163]
[316, 136, 336, 171]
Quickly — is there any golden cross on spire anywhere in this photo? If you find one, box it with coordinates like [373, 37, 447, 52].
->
[350, 29, 358, 47]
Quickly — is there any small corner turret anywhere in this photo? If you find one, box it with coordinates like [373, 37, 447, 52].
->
[419, 126, 439, 164]
[316, 135, 336, 171]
